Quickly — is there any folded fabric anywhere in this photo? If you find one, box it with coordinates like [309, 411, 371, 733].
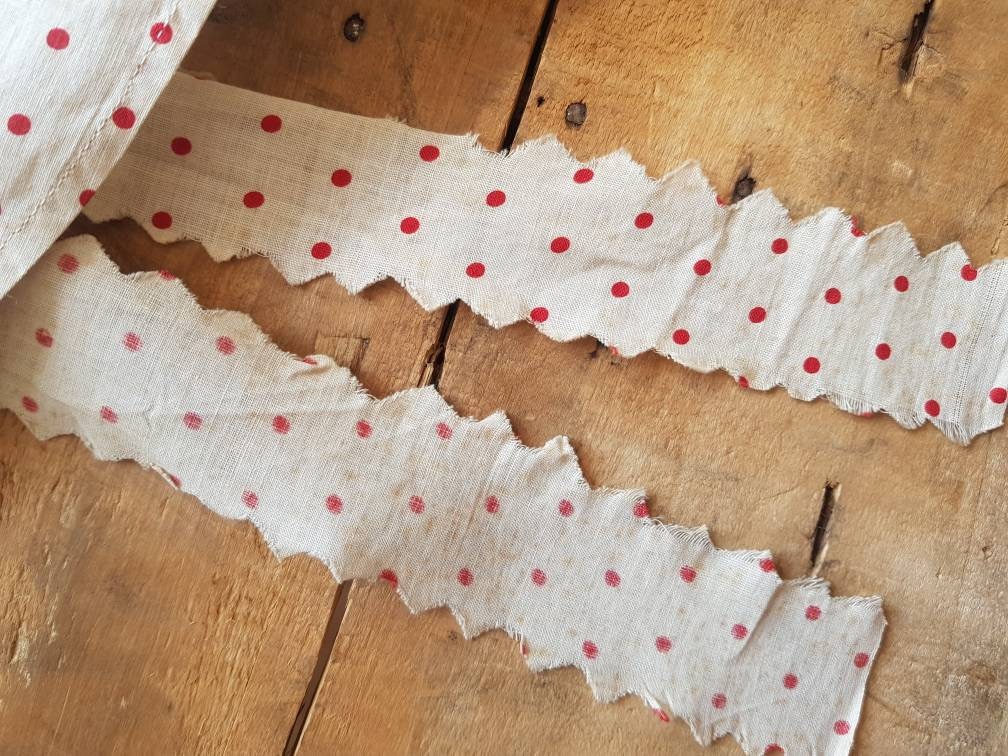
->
[0, 235, 885, 755]
[0, 0, 214, 297]
[83, 72, 1008, 444]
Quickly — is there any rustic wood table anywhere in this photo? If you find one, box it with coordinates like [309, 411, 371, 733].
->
[2, 1, 1006, 753]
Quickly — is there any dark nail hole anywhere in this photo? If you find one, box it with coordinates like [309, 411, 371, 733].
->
[535, 95, 546, 108]
[343, 12, 365, 42]
[731, 168, 756, 203]
[565, 101, 587, 128]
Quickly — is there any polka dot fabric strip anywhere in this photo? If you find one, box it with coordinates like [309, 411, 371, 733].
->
[87, 73, 1008, 444]
[1, 235, 885, 755]
[0, 1, 215, 297]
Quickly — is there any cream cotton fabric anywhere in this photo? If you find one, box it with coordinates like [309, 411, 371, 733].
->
[86, 72, 1008, 444]
[0, 0, 214, 297]
[0, 236, 885, 755]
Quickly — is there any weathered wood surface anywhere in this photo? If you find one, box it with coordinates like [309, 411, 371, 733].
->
[0, 0, 545, 752]
[2, 0, 1007, 754]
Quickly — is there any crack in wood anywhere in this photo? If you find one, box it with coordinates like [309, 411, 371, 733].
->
[284, 580, 353, 755]
[810, 481, 839, 576]
[899, 0, 935, 83]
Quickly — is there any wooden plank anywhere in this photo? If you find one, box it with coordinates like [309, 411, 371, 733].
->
[0, 0, 547, 751]
[302, 1, 1008, 753]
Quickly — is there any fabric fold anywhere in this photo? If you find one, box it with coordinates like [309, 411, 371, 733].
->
[0, 0, 214, 297]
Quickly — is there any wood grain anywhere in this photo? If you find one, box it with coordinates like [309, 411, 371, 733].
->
[0, 0, 546, 751]
[301, 0, 1008, 754]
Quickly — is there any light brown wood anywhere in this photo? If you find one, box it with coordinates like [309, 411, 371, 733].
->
[0, 0, 546, 751]
[302, 1, 1008, 754]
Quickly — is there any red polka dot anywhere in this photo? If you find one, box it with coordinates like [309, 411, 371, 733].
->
[303, 357, 318, 365]
[989, 387, 1007, 404]
[748, 306, 766, 324]
[894, 275, 910, 292]
[764, 745, 784, 754]
[731, 624, 748, 640]
[851, 218, 865, 237]
[356, 420, 372, 438]
[486, 189, 506, 207]
[738, 376, 749, 389]
[634, 212, 653, 229]
[419, 144, 440, 162]
[149, 22, 173, 43]
[158, 270, 176, 280]
[531, 568, 547, 586]
[611, 281, 630, 298]
[100, 406, 118, 423]
[771, 238, 789, 254]
[924, 399, 941, 417]
[803, 357, 821, 374]
[711, 693, 727, 710]
[261, 114, 282, 133]
[633, 499, 649, 518]
[824, 287, 842, 304]
[833, 721, 850, 736]
[961, 264, 978, 281]
[331, 168, 352, 187]
[123, 332, 142, 352]
[151, 211, 172, 229]
[875, 343, 891, 360]
[167, 474, 181, 488]
[216, 336, 236, 355]
[111, 107, 135, 129]
[940, 331, 957, 349]
[805, 605, 822, 621]
[400, 216, 420, 234]
[457, 568, 473, 586]
[485, 495, 500, 514]
[380, 569, 398, 587]
[854, 652, 870, 668]
[558, 499, 574, 517]
[309, 241, 332, 260]
[604, 569, 621, 587]
[655, 636, 672, 653]
[582, 640, 599, 659]
[436, 422, 453, 440]
[520, 640, 529, 657]
[243, 191, 264, 208]
[21, 396, 38, 413]
[79, 189, 95, 206]
[34, 328, 53, 348]
[170, 136, 192, 155]
[242, 490, 259, 509]
[550, 236, 570, 254]
[7, 114, 30, 135]
[573, 168, 594, 183]
[326, 494, 343, 514]
[715, 195, 726, 206]
[693, 259, 712, 276]
[783, 673, 799, 689]
[466, 262, 485, 278]
[654, 709, 670, 723]
[183, 412, 202, 430]
[758, 558, 776, 573]
[409, 495, 425, 514]
[530, 307, 549, 324]
[57, 254, 79, 273]
[272, 415, 291, 434]
[46, 28, 70, 50]
[672, 329, 690, 346]
[679, 565, 697, 583]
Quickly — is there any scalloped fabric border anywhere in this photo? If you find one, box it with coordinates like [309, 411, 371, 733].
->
[0, 235, 884, 755]
[84, 72, 1008, 444]
[0, 1, 215, 298]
